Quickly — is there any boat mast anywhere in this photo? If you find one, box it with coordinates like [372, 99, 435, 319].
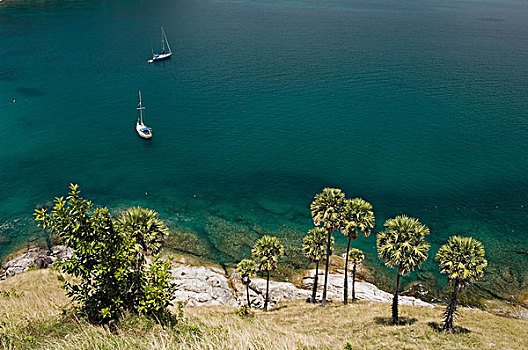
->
[137, 90, 145, 124]
[161, 26, 171, 54]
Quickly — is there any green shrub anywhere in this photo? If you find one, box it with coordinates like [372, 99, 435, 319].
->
[234, 305, 252, 317]
[34, 184, 175, 324]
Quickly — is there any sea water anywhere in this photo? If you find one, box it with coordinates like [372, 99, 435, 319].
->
[1, 0, 527, 298]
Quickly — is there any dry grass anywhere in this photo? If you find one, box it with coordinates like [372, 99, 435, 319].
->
[1, 269, 527, 349]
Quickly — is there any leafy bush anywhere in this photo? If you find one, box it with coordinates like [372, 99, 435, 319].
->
[34, 184, 175, 323]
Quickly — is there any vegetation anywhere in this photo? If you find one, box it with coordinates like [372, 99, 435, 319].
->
[302, 227, 334, 303]
[310, 187, 345, 306]
[2, 270, 528, 350]
[0, 184, 516, 347]
[251, 235, 284, 311]
[340, 198, 374, 305]
[34, 184, 175, 323]
[115, 206, 169, 254]
[236, 259, 257, 308]
[347, 248, 365, 303]
[377, 215, 430, 324]
[436, 236, 488, 332]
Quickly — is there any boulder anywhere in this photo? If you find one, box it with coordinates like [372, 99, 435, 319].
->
[170, 265, 239, 307]
[1, 245, 73, 279]
[50, 245, 73, 262]
[1, 248, 53, 278]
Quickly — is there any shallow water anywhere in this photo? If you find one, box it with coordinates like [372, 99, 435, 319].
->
[1, 0, 527, 298]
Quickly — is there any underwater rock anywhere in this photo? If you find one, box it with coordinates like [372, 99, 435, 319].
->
[401, 281, 437, 303]
[204, 216, 258, 260]
[164, 227, 212, 258]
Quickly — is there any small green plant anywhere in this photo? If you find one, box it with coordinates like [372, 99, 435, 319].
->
[24, 335, 36, 344]
[177, 301, 185, 321]
[187, 323, 201, 334]
[234, 305, 252, 317]
[344, 342, 353, 350]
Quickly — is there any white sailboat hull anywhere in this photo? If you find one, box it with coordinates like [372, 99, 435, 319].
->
[148, 52, 172, 63]
[136, 122, 152, 139]
[148, 26, 172, 63]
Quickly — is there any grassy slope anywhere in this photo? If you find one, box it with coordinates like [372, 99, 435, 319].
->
[1, 269, 527, 350]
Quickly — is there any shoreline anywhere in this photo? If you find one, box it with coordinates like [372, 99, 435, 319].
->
[3, 244, 527, 320]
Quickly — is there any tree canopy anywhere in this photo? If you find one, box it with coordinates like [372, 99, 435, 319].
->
[310, 188, 345, 230]
[377, 215, 430, 275]
[341, 198, 375, 240]
[252, 235, 285, 273]
[348, 248, 365, 264]
[237, 259, 257, 283]
[302, 227, 333, 263]
[436, 236, 487, 288]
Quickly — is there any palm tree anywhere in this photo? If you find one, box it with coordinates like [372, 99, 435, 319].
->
[377, 215, 430, 324]
[340, 198, 374, 305]
[236, 259, 257, 308]
[116, 206, 169, 254]
[436, 236, 487, 332]
[348, 248, 365, 302]
[252, 236, 284, 311]
[310, 188, 345, 307]
[302, 227, 334, 303]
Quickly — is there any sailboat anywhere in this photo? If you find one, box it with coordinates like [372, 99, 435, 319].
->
[148, 26, 172, 63]
[136, 90, 152, 139]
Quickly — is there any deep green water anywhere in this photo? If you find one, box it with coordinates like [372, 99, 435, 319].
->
[1, 0, 528, 298]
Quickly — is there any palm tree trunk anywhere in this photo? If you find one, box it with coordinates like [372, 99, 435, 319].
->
[311, 260, 319, 303]
[264, 270, 270, 311]
[343, 237, 352, 305]
[443, 279, 460, 331]
[392, 268, 401, 324]
[352, 263, 357, 302]
[321, 230, 333, 307]
[246, 282, 251, 308]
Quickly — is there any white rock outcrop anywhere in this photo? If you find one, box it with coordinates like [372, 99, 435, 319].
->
[1, 245, 73, 279]
[230, 269, 432, 309]
[232, 276, 312, 309]
[170, 265, 239, 307]
[1, 248, 432, 309]
[301, 269, 433, 307]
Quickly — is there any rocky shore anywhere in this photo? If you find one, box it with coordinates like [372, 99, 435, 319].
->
[1, 248, 432, 308]
[171, 263, 432, 308]
[1, 246, 72, 279]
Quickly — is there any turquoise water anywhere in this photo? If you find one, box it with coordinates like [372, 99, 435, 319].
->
[1, 0, 528, 298]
